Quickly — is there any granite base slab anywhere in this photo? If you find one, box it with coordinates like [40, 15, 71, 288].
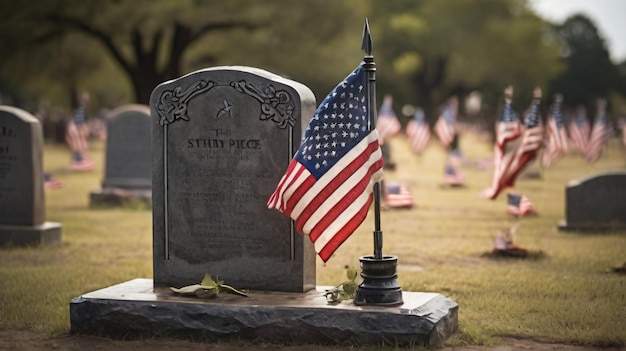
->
[70, 278, 458, 346]
[0, 222, 62, 246]
[558, 219, 626, 232]
[89, 188, 152, 208]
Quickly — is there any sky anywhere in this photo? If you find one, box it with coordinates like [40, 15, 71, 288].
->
[530, 0, 626, 63]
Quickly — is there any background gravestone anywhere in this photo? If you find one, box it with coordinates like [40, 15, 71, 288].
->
[151, 66, 317, 292]
[558, 171, 626, 231]
[0, 105, 62, 245]
[90, 104, 151, 207]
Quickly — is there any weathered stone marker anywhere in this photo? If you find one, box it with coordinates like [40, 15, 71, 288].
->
[90, 104, 151, 207]
[0, 105, 61, 245]
[70, 66, 459, 347]
[151, 66, 317, 292]
[558, 171, 626, 231]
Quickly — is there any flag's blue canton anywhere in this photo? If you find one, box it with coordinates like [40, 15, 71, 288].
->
[413, 108, 425, 123]
[379, 100, 395, 117]
[507, 193, 521, 206]
[445, 164, 456, 175]
[442, 104, 455, 123]
[525, 99, 540, 128]
[501, 102, 517, 123]
[550, 101, 564, 127]
[387, 184, 402, 194]
[295, 63, 368, 180]
[595, 111, 607, 124]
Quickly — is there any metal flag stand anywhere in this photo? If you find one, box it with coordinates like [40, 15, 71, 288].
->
[354, 19, 403, 306]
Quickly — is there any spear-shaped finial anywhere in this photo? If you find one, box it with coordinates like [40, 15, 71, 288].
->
[362, 18, 373, 55]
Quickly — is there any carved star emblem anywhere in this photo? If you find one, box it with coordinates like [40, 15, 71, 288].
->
[216, 99, 232, 119]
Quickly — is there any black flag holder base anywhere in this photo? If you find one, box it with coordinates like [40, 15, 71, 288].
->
[354, 255, 403, 306]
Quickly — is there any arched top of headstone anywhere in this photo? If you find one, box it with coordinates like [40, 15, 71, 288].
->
[567, 170, 626, 187]
[151, 66, 316, 129]
[0, 105, 40, 124]
[106, 104, 150, 121]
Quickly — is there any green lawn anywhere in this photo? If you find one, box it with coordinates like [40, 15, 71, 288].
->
[0, 132, 624, 347]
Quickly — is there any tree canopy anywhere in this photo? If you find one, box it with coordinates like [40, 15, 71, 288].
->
[0, 0, 624, 124]
[549, 14, 620, 112]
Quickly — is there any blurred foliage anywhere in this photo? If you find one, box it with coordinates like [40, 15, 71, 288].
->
[550, 14, 623, 115]
[0, 0, 624, 126]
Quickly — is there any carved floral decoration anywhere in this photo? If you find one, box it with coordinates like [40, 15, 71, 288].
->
[157, 78, 295, 129]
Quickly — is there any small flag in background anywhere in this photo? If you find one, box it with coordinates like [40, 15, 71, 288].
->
[266, 62, 384, 262]
[43, 173, 64, 190]
[434, 96, 458, 148]
[383, 182, 414, 209]
[541, 94, 568, 168]
[406, 107, 430, 155]
[375, 94, 401, 144]
[568, 106, 590, 156]
[506, 192, 536, 217]
[586, 98, 613, 164]
[443, 164, 465, 187]
[482, 86, 521, 199]
[483, 87, 543, 199]
[495, 87, 522, 149]
[497, 87, 544, 194]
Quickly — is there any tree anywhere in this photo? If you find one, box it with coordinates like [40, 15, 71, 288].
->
[0, 1, 365, 110]
[550, 14, 620, 111]
[366, 0, 563, 123]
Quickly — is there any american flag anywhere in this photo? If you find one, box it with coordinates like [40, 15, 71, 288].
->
[375, 94, 401, 144]
[266, 62, 384, 262]
[586, 98, 613, 163]
[497, 88, 543, 192]
[541, 95, 568, 168]
[493, 223, 521, 251]
[434, 96, 458, 148]
[443, 164, 465, 187]
[495, 87, 522, 149]
[482, 86, 521, 199]
[568, 106, 590, 156]
[43, 173, 64, 190]
[65, 120, 95, 172]
[484, 87, 543, 199]
[383, 182, 414, 209]
[405, 107, 430, 155]
[506, 192, 535, 217]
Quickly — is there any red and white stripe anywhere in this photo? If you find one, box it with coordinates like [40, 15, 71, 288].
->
[267, 131, 383, 262]
[406, 119, 430, 155]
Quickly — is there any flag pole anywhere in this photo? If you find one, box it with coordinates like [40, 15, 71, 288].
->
[354, 19, 403, 306]
[361, 18, 384, 260]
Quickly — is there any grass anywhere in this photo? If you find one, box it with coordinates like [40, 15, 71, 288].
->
[0, 132, 624, 347]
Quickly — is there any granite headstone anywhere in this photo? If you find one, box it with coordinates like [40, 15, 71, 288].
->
[558, 171, 626, 231]
[150, 66, 317, 292]
[0, 105, 62, 245]
[90, 105, 151, 207]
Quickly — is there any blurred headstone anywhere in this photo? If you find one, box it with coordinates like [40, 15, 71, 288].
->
[558, 171, 626, 231]
[0, 106, 62, 246]
[90, 104, 151, 208]
[151, 66, 317, 292]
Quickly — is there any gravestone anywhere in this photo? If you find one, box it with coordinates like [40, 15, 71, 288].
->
[151, 66, 317, 292]
[0, 105, 62, 245]
[70, 67, 459, 346]
[90, 105, 151, 207]
[558, 171, 626, 231]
